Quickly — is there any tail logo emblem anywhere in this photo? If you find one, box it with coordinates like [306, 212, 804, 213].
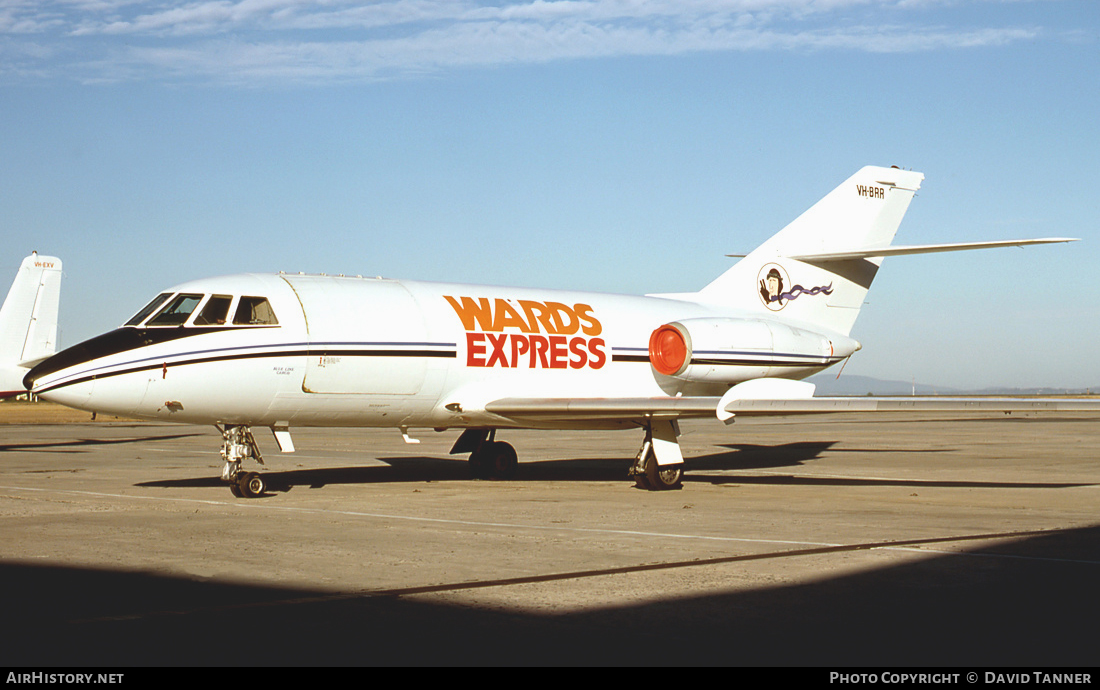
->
[758, 263, 833, 311]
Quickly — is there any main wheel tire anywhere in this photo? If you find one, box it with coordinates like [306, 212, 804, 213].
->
[470, 441, 518, 480]
[486, 441, 518, 480]
[644, 454, 683, 491]
[238, 471, 266, 498]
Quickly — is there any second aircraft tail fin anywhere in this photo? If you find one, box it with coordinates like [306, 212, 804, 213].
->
[0, 253, 63, 376]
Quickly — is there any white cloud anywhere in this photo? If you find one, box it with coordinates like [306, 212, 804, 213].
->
[0, 0, 1057, 84]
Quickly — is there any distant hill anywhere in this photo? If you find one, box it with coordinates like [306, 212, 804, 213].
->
[807, 374, 1097, 397]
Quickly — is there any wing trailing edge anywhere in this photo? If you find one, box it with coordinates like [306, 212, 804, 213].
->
[484, 396, 721, 423]
[484, 391, 1100, 425]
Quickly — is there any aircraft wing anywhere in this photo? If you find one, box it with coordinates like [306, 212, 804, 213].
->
[484, 393, 1100, 425]
[719, 396, 1100, 415]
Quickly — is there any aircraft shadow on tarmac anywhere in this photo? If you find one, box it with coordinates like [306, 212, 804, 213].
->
[137, 457, 473, 492]
[137, 455, 632, 493]
[1, 522, 1096, 666]
[135, 440, 1093, 493]
[694, 442, 1093, 490]
[136, 441, 826, 492]
[691, 441, 836, 471]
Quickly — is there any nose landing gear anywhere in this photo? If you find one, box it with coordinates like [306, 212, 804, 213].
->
[220, 424, 267, 498]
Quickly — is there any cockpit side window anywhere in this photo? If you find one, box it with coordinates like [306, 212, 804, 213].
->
[147, 293, 204, 326]
[125, 293, 172, 327]
[193, 295, 233, 326]
[233, 296, 279, 326]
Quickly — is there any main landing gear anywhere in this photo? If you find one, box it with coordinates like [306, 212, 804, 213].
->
[628, 419, 685, 491]
[451, 421, 685, 491]
[220, 424, 268, 498]
[451, 429, 518, 480]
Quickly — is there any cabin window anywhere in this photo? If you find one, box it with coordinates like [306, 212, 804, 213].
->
[125, 293, 172, 326]
[233, 296, 279, 326]
[194, 295, 233, 326]
[147, 293, 204, 326]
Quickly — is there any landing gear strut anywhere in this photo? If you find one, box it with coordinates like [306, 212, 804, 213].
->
[628, 420, 684, 491]
[220, 424, 267, 498]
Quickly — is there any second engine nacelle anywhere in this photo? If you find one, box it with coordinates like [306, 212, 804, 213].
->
[648, 317, 859, 384]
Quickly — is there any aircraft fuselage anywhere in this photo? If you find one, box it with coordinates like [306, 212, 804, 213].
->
[26, 272, 854, 430]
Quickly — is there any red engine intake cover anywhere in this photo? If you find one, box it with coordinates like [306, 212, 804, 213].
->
[648, 324, 689, 376]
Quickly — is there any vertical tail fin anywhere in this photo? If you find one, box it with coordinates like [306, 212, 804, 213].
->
[0, 253, 62, 396]
[695, 166, 923, 336]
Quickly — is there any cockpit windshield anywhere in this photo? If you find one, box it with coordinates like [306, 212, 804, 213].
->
[124, 293, 172, 327]
[126, 293, 279, 328]
[147, 294, 204, 326]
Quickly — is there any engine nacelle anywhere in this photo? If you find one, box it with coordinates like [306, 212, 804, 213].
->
[648, 317, 859, 384]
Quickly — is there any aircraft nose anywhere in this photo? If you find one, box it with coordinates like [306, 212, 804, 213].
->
[25, 351, 98, 411]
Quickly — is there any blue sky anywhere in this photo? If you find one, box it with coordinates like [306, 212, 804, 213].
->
[1, 0, 1097, 390]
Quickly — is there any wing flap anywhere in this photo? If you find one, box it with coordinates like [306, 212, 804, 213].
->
[484, 393, 1100, 425]
[484, 396, 721, 422]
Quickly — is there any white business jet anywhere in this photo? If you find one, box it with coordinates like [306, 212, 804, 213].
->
[23, 167, 1091, 497]
[1, 253, 62, 398]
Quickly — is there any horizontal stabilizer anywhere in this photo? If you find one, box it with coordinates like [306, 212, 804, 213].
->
[16, 354, 53, 370]
[788, 238, 1077, 262]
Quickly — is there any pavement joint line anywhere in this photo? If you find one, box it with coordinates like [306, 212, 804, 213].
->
[2, 484, 1098, 567]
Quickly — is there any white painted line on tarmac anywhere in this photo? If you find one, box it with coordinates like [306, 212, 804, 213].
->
[2, 483, 1097, 566]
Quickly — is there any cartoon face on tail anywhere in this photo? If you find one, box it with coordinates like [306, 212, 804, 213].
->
[757, 263, 833, 312]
